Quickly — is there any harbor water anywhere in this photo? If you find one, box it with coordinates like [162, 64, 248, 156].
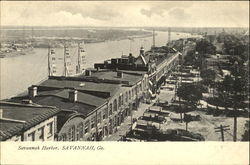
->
[0, 31, 199, 99]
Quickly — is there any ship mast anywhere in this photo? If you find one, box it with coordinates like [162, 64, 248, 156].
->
[77, 42, 81, 74]
[168, 27, 171, 43]
[48, 45, 51, 77]
[31, 27, 34, 47]
[63, 44, 67, 77]
[152, 29, 155, 48]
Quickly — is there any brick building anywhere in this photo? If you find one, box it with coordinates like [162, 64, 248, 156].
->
[2, 45, 180, 141]
[0, 101, 60, 141]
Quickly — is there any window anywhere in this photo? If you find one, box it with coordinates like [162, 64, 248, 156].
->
[97, 112, 102, 124]
[85, 121, 90, 134]
[61, 134, 67, 141]
[105, 108, 108, 118]
[68, 126, 75, 141]
[118, 96, 122, 107]
[103, 108, 108, 119]
[91, 116, 96, 129]
[47, 122, 53, 137]
[109, 103, 112, 116]
[113, 100, 117, 111]
[125, 92, 128, 103]
[76, 123, 83, 141]
[28, 131, 36, 141]
[121, 95, 124, 105]
[38, 126, 45, 141]
[129, 91, 131, 100]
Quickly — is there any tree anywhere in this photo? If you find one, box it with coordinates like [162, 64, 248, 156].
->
[200, 69, 216, 80]
[222, 75, 234, 94]
[177, 84, 203, 105]
[233, 77, 245, 95]
[196, 39, 216, 55]
[200, 69, 216, 86]
[184, 50, 196, 65]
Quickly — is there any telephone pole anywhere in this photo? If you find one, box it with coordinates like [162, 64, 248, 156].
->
[233, 116, 237, 141]
[215, 125, 230, 141]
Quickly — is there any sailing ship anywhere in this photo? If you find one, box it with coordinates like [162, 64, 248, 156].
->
[48, 41, 86, 77]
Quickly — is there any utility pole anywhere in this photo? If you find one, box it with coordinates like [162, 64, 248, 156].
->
[130, 105, 133, 131]
[185, 121, 188, 131]
[215, 125, 230, 141]
[179, 42, 184, 122]
[233, 61, 239, 142]
[233, 116, 237, 141]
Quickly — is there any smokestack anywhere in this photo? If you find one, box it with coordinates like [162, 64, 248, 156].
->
[28, 86, 37, 98]
[140, 46, 144, 56]
[69, 90, 78, 102]
[117, 71, 123, 78]
[85, 70, 92, 76]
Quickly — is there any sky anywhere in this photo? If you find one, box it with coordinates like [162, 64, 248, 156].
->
[1, 1, 249, 27]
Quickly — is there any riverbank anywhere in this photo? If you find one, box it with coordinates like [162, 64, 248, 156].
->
[0, 48, 34, 58]
[0, 33, 153, 58]
[0, 31, 196, 99]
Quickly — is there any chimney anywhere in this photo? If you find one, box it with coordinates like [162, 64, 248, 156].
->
[140, 46, 145, 56]
[69, 90, 78, 102]
[85, 70, 92, 76]
[117, 71, 123, 78]
[0, 109, 3, 119]
[28, 86, 37, 98]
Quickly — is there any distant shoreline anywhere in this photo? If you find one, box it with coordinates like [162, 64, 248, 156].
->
[0, 48, 34, 58]
[0, 33, 153, 58]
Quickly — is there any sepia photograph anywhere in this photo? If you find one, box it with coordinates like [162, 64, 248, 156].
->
[0, 0, 249, 164]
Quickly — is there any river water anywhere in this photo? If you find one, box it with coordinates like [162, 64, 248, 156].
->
[0, 31, 199, 99]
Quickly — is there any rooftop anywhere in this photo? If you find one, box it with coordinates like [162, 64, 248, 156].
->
[39, 77, 121, 97]
[0, 102, 61, 141]
[8, 89, 105, 115]
[80, 70, 143, 86]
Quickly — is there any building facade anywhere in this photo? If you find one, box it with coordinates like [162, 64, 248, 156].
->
[2, 45, 180, 141]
